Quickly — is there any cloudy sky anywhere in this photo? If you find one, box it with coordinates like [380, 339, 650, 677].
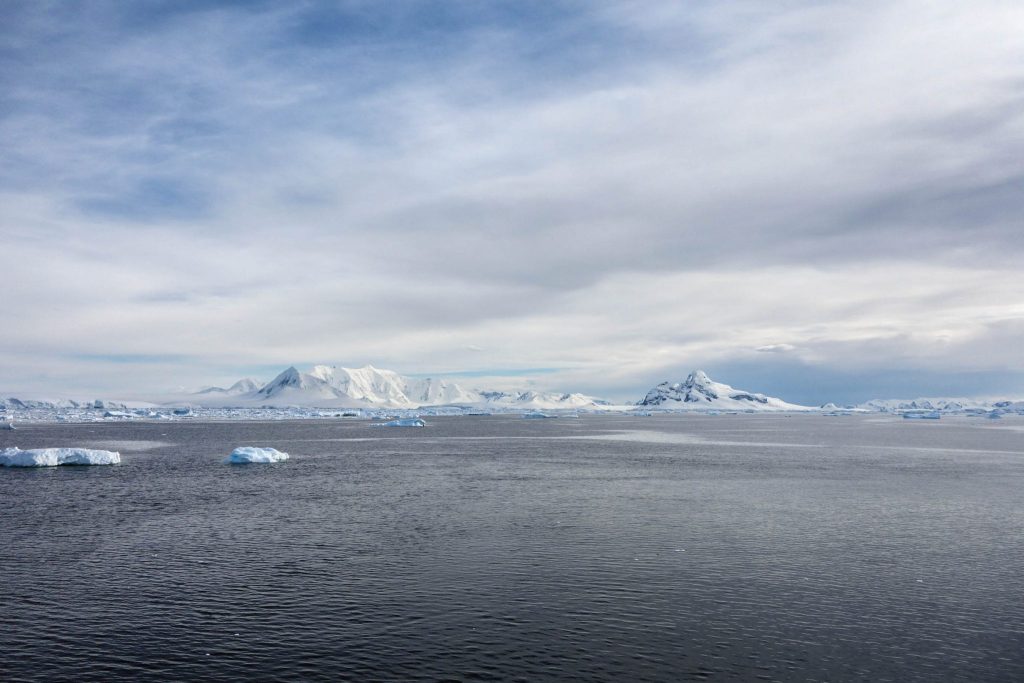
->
[2, 0, 1023, 404]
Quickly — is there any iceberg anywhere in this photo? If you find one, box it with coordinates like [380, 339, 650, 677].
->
[0, 447, 121, 467]
[902, 410, 941, 420]
[372, 418, 426, 427]
[225, 447, 290, 463]
[522, 411, 556, 419]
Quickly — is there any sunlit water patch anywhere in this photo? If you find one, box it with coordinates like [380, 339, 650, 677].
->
[78, 439, 177, 451]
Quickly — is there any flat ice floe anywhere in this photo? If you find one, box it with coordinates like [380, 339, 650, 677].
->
[0, 447, 121, 467]
[372, 418, 426, 427]
[225, 446, 290, 463]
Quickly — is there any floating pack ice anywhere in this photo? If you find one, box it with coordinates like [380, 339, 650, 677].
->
[372, 418, 426, 427]
[225, 447, 290, 463]
[0, 447, 120, 467]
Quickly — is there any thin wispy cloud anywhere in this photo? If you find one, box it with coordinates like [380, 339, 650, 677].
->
[1, 1, 1022, 402]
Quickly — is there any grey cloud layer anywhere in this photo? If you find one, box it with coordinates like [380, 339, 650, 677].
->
[1, 1, 1022, 400]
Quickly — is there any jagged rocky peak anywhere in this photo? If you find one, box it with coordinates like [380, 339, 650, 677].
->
[678, 370, 720, 400]
[643, 370, 723, 404]
[259, 366, 308, 393]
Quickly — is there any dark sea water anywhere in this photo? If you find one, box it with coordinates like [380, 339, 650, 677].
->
[2, 414, 1023, 682]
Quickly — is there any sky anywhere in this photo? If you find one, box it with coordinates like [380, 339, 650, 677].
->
[1, 0, 1023, 405]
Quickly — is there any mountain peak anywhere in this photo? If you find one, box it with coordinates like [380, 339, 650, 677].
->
[258, 366, 309, 394]
[686, 370, 712, 385]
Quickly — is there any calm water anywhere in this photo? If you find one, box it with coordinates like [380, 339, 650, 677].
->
[2, 415, 1023, 682]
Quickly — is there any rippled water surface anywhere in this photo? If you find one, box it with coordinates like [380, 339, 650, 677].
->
[2, 415, 1024, 681]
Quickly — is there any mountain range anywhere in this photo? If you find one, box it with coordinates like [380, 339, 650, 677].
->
[190, 364, 603, 410]
[191, 366, 816, 411]
[4, 366, 1021, 415]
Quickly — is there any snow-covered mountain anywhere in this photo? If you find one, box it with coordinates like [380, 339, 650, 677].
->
[637, 370, 812, 411]
[246, 365, 480, 408]
[1, 397, 84, 410]
[6, 366, 1023, 418]
[189, 364, 606, 409]
[478, 390, 602, 410]
[196, 378, 262, 396]
[854, 397, 1024, 413]
[0, 397, 154, 411]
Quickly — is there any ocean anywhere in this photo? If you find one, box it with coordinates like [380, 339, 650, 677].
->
[2, 414, 1023, 681]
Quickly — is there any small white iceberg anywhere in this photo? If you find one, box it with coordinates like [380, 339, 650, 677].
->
[522, 412, 556, 419]
[1, 447, 121, 467]
[372, 418, 426, 428]
[225, 447, 290, 464]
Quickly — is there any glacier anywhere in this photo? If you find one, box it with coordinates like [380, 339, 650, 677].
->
[225, 447, 290, 464]
[0, 447, 121, 467]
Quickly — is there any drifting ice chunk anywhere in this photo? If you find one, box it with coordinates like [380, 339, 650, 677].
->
[372, 418, 426, 427]
[0, 447, 121, 467]
[225, 447, 290, 463]
[522, 411, 555, 419]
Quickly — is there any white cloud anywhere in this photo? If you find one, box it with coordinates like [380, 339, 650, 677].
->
[1, 1, 1023, 400]
[756, 344, 797, 354]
